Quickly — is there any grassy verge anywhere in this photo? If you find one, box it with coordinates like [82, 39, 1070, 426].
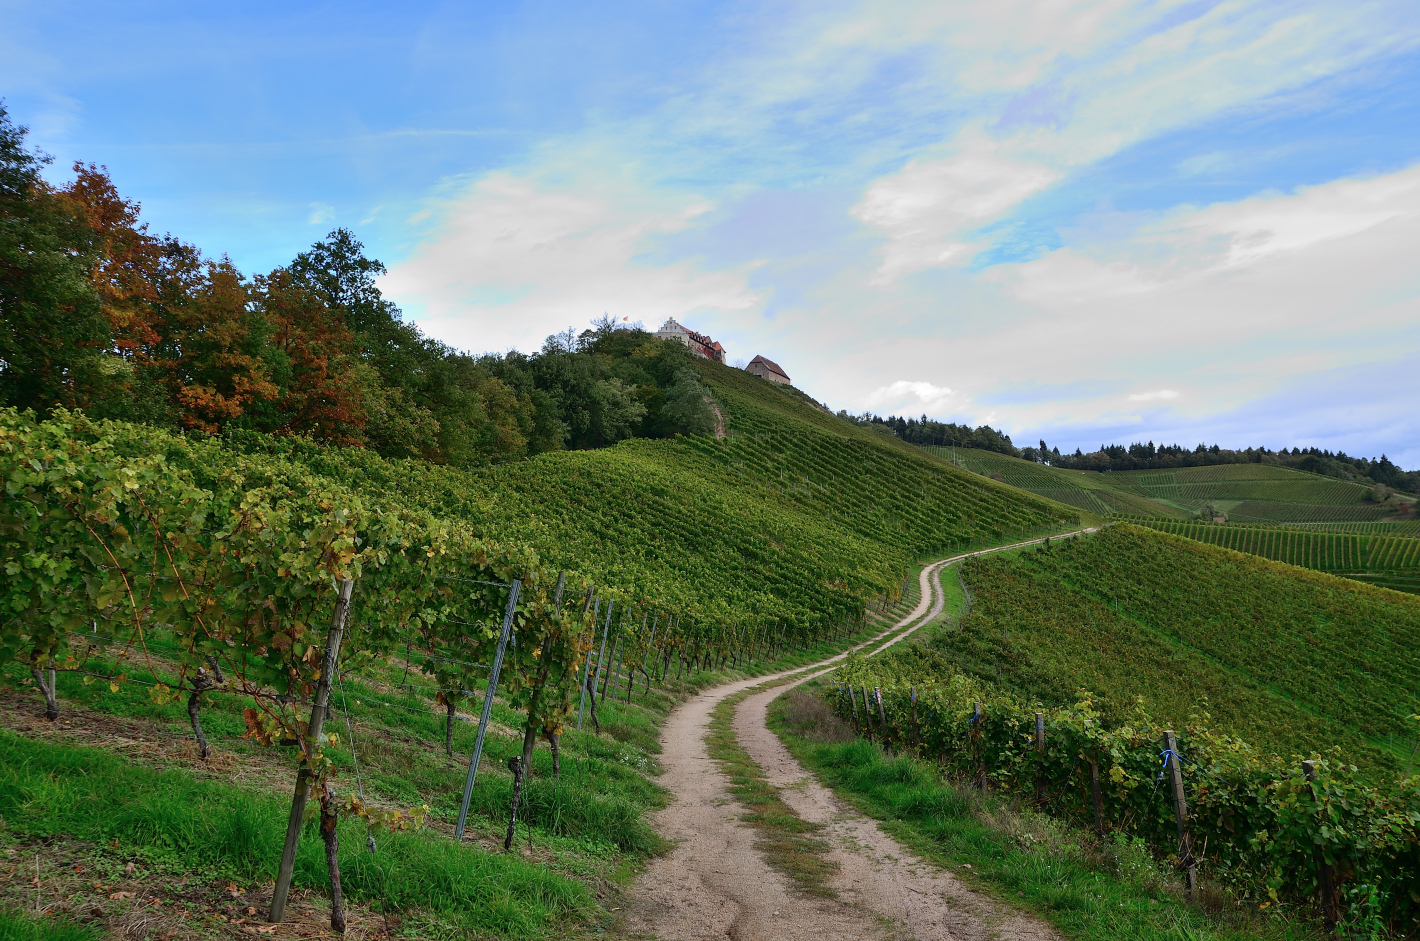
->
[769, 683, 1318, 941]
[705, 682, 837, 898]
[0, 730, 590, 938]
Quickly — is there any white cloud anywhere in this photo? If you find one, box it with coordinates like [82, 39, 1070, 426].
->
[1128, 390, 1180, 402]
[381, 168, 760, 354]
[836, 0, 1420, 279]
[852, 148, 1061, 281]
[865, 380, 959, 414]
[308, 202, 335, 225]
[1158, 172, 1417, 269]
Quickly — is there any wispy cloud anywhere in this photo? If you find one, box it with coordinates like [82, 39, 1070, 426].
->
[865, 380, 960, 414]
[381, 166, 760, 354]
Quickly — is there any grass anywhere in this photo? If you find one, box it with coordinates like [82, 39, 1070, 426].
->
[926, 446, 1404, 530]
[938, 527, 1420, 766]
[0, 910, 98, 941]
[769, 685, 1319, 941]
[0, 730, 591, 938]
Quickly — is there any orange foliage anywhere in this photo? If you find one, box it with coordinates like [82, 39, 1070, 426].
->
[54, 163, 163, 354]
[158, 259, 279, 434]
[257, 270, 365, 445]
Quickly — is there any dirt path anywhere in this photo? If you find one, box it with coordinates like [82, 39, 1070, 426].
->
[621, 534, 1088, 940]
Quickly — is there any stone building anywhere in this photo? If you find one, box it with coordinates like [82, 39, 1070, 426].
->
[655, 318, 727, 363]
[746, 355, 790, 385]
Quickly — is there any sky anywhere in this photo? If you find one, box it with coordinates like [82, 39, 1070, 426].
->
[5, 0, 1420, 465]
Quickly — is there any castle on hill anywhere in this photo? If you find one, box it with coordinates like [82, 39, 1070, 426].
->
[654, 318, 791, 386]
[655, 318, 726, 363]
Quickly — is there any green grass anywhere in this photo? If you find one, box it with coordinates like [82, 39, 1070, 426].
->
[920, 447, 1406, 530]
[0, 731, 591, 938]
[0, 911, 98, 941]
[770, 686, 1317, 941]
[1123, 518, 1420, 594]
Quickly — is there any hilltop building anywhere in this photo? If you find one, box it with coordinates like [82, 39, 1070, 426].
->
[746, 355, 790, 385]
[655, 318, 726, 363]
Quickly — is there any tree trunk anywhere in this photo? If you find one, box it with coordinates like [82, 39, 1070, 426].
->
[187, 668, 215, 760]
[504, 756, 525, 851]
[550, 732, 561, 779]
[319, 784, 346, 934]
[519, 722, 539, 788]
[445, 696, 457, 757]
[30, 669, 57, 721]
[203, 654, 225, 684]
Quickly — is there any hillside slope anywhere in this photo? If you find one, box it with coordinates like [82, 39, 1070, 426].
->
[204, 357, 1077, 627]
[1126, 517, 1420, 595]
[863, 525, 1420, 773]
[923, 446, 1420, 591]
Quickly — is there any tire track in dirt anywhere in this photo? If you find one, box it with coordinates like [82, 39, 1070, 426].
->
[621, 532, 1091, 940]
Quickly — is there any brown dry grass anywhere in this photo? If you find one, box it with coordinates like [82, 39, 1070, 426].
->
[773, 688, 854, 744]
[0, 839, 398, 941]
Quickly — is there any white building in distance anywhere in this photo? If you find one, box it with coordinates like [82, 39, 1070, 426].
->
[655, 318, 726, 363]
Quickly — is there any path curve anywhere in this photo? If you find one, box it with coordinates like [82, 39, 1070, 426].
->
[621, 532, 1091, 940]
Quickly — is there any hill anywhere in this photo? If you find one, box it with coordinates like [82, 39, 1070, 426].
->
[923, 446, 1420, 592]
[1124, 518, 1420, 595]
[850, 524, 1420, 774]
[205, 356, 1078, 627]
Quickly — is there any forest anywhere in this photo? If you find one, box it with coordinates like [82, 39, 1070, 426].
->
[0, 106, 719, 470]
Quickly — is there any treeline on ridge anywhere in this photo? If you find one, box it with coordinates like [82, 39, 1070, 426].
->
[0, 105, 719, 468]
[862, 407, 1418, 494]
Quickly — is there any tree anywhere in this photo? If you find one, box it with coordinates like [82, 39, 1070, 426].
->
[658, 368, 718, 437]
[252, 269, 365, 445]
[0, 105, 108, 411]
[148, 257, 279, 433]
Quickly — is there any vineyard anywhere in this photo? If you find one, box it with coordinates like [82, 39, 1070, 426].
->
[1125, 518, 1420, 576]
[0, 375, 1075, 935]
[830, 525, 1420, 932]
[920, 447, 1411, 531]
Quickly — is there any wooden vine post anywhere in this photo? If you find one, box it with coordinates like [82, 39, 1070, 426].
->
[270, 578, 354, 925]
[973, 702, 987, 790]
[861, 687, 875, 743]
[1034, 712, 1046, 804]
[1302, 760, 1340, 933]
[455, 579, 521, 841]
[874, 686, 888, 750]
[909, 686, 919, 752]
[847, 685, 860, 733]
[1086, 721, 1104, 836]
[1162, 730, 1198, 897]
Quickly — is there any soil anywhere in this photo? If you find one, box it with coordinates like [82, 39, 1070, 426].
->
[621, 535, 1087, 940]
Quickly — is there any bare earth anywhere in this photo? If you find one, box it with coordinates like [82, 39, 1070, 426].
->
[621, 536, 1086, 941]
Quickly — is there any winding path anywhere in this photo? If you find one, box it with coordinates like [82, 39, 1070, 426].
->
[621, 533, 1090, 941]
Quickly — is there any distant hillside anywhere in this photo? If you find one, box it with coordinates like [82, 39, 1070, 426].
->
[865, 525, 1420, 774]
[920, 445, 1420, 592]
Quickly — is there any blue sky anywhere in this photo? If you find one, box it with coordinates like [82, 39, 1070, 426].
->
[5, 0, 1419, 464]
